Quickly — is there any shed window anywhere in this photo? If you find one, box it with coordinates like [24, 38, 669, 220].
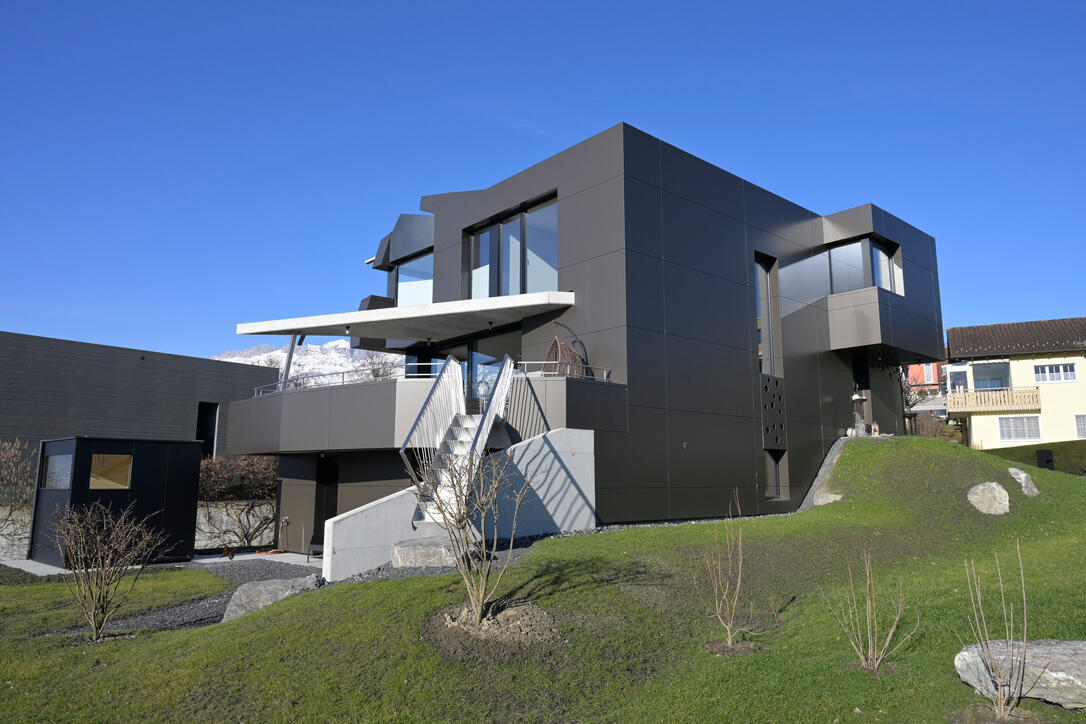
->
[42, 454, 73, 490]
[89, 454, 133, 490]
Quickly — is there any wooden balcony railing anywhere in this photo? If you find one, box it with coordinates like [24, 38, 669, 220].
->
[946, 387, 1041, 414]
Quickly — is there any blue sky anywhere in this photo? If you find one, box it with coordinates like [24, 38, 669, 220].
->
[1, 1, 1083, 358]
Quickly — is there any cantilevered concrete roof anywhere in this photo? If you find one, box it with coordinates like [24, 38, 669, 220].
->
[237, 291, 574, 342]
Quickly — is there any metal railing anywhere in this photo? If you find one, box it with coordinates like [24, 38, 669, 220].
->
[399, 356, 465, 485]
[470, 355, 515, 458]
[516, 360, 613, 382]
[254, 362, 444, 396]
[255, 359, 616, 396]
[946, 386, 1041, 414]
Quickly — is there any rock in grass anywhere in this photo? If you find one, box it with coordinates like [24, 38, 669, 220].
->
[955, 639, 1086, 709]
[222, 574, 323, 622]
[1007, 468, 1040, 497]
[967, 482, 1009, 515]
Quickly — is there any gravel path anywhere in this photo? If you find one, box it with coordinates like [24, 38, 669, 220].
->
[53, 559, 321, 636]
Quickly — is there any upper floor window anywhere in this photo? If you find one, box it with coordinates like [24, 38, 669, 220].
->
[396, 252, 433, 306]
[829, 238, 904, 296]
[466, 199, 558, 299]
[1034, 363, 1077, 383]
[923, 363, 935, 384]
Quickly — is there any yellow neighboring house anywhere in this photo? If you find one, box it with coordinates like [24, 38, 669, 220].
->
[945, 316, 1086, 450]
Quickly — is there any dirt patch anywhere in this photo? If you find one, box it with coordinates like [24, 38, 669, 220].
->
[705, 639, 760, 657]
[947, 704, 1050, 723]
[421, 600, 564, 664]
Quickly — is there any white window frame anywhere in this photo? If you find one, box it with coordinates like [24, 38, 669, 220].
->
[1034, 362, 1077, 383]
[923, 363, 934, 384]
[997, 414, 1042, 442]
[1076, 413, 1086, 439]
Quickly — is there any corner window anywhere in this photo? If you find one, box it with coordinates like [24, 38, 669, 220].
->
[1034, 363, 1076, 383]
[396, 253, 433, 306]
[89, 454, 133, 490]
[829, 238, 904, 295]
[41, 454, 73, 490]
[998, 416, 1041, 441]
[465, 198, 558, 298]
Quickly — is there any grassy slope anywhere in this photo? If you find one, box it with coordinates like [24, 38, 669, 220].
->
[2, 438, 1084, 722]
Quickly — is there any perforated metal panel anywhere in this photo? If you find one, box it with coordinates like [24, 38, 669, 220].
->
[760, 374, 787, 449]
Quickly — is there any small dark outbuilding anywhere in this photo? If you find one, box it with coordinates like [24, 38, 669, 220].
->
[28, 437, 202, 567]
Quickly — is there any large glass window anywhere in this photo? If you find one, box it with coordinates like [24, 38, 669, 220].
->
[89, 454, 132, 490]
[396, 252, 433, 306]
[829, 239, 904, 295]
[470, 228, 493, 299]
[466, 198, 558, 298]
[42, 454, 73, 490]
[500, 220, 522, 296]
[525, 201, 558, 293]
[829, 242, 866, 293]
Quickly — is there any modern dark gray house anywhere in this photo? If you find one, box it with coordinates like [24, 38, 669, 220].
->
[222, 123, 943, 579]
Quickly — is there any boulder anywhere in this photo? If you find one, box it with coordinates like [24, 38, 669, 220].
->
[955, 639, 1086, 709]
[967, 482, 1010, 515]
[222, 573, 323, 622]
[391, 536, 458, 568]
[812, 492, 843, 506]
[1007, 468, 1041, 497]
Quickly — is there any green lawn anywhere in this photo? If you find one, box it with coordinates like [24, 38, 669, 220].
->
[2, 437, 1084, 722]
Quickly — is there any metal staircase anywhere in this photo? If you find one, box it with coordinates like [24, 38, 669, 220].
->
[399, 355, 515, 522]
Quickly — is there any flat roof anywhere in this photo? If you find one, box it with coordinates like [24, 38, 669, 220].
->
[237, 291, 575, 342]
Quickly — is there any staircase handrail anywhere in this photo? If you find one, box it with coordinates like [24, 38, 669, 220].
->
[469, 355, 515, 458]
[399, 355, 464, 485]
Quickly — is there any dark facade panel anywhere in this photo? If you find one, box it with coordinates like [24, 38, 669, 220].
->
[0, 332, 276, 456]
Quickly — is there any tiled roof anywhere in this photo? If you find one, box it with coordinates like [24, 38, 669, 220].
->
[947, 317, 1086, 360]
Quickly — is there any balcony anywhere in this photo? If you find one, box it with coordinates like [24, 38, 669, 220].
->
[946, 387, 1041, 415]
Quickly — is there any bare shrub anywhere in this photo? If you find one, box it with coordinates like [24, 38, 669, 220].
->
[0, 438, 36, 549]
[197, 501, 276, 547]
[53, 502, 168, 641]
[414, 451, 529, 626]
[820, 548, 919, 673]
[693, 498, 758, 648]
[915, 414, 946, 438]
[197, 456, 276, 547]
[961, 540, 1028, 720]
[199, 455, 277, 501]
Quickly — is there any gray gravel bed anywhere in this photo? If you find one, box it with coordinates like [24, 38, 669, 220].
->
[51, 558, 319, 636]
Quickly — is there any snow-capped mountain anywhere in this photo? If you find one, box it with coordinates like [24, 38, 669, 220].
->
[214, 340, 402, 380]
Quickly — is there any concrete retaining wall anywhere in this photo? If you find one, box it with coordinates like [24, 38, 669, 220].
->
[498, 428, 597, 537]
[322, 487, 420, 582]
